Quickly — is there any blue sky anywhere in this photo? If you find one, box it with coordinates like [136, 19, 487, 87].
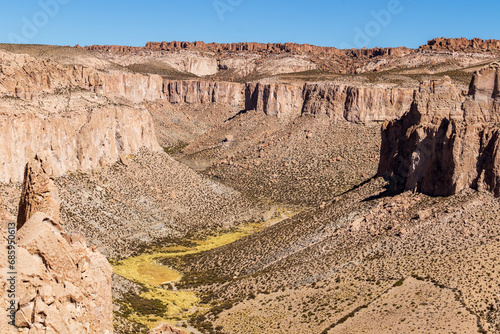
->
[1, 0, 498, 49]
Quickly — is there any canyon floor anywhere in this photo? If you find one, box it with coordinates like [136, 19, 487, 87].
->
[1, 39, 500, 334]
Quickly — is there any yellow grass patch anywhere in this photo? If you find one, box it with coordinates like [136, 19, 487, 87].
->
[113, 207, 300, 328]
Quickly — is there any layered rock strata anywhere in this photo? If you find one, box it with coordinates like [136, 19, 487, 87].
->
[378, 63, 500, 197]
[302, 83, 415, 123]
[165, 80, 244, 106]
[421, 37, 500, 52]
[245, 83, 304, 118]
[245, 82, 415, 122]
[0, 98, 161, 183]
[0, 50, 242, 105]
[84, 41, 409, 58]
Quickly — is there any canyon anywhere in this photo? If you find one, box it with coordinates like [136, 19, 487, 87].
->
[0, 37, 499, 334]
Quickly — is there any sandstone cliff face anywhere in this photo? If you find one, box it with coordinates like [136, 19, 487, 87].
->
[0, 49, 165, 104]
[157, 52, 218, 77]
[165, 80, 244, 106]
[97, 72, 164, 103]
[245, 83, 304, 118]
[0, 94, 161, 183]
[86, 41, 408, 58]
[82, 41, 413, 76]
[0, 50, 101, 100]
[0, 49, 246, 107]
[302, 83, 415, 123]
[0, 159, 113, 333]
[421, 37, 500, 52]
[245, 82, 414, 122]
[378, 64, 500, 197]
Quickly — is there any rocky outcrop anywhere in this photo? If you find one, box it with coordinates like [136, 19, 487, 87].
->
[0, 50, 101, 100]
[302, 83, 415, 123]
[84, 41, 409, 58]
[0, 97, 161, 183]
[148, 323, 188, 334]
[245, 82, 415, 122]
[421, 37, 500, 52]
[165, 80, 244, 106]
[0, 160, 113, 333]
[245, 83, 304, 118]
[17, 156, 60, 230]
[0, 49, 246, 107]
[97, 72, 164, 103]
[0, 49, 164, 103]
[378, 64, 500, 197]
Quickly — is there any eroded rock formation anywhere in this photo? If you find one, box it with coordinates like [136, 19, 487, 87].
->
[302, 83, 415, 123]
[165, 80, 244, 106]
[0, 159, 113, 333]
[245, 83, 304, 118]
[0, 98, 161, 183]
[84, 41, 409, 58]
[245, 82, 415, 122]
[17, 156, 60, 230]
[378, 63, 500, 197]
[421, 37, 500, 52]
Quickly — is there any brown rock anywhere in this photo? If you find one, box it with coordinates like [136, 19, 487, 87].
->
[378, 65, 500, 197]
[302, 83, 414, 123]
[0, 158, 113, 333]
[0, 100, 161, 183]
[17, 155, 60, 230]
[421, 37, 500, 52]
[165, 80, 244, 106]
[245, 82, 304, 118]
[148, 323, 188, 334]
[245, 81, 414, 122]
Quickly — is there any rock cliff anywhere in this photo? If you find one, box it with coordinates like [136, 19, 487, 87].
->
[0, 94, 161, 183]
[0, 49, 245, 106]
[421, 37, 500, 52]
[245, 83, 304, 118]
[81, 41, 414, 75]
[165, 80, 244, 106]
[302, 83, 415, 123]
[378, 63, 500, 197]
[0, 158, 113, 333]
[0, 49, 164, 103]
[85, 41, 408, 58]
[245, 82, 415, 122]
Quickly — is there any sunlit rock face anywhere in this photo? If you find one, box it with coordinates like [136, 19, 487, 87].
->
[378, 64, 500, 197]
[0, 158, 113, 333]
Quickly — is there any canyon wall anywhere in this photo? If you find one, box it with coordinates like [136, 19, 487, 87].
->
[0, 49, 163, 103]
[0, 157, 113, 333]
[0, 50, 244, 106]
[165, 80, 244, 105]
[0, 47, 415, 184]
[245, 82, 415, 122]
[83, 41, 409, 58]
[245, 83, 304, 118]
[421, 37, 500, 52]
[0, 100, 161, 183]
[302, 83, 415, 123]
[378, 63, 500, 197]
